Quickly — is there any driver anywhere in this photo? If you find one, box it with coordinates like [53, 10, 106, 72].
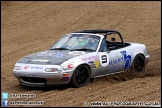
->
[85, 38, 98, 50]
[75, 36, 99, 51]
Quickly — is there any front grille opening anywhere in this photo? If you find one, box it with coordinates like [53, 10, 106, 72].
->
[21, 77, 47, 83]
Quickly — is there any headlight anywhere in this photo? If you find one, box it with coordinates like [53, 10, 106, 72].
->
[14, 66, 21, 70]
[45, 68, 58, 72]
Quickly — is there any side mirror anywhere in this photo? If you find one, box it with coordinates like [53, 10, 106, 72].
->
[107, 50, 110, 53]
[107, 48, 111, 53]
[111, 37, 115, 42]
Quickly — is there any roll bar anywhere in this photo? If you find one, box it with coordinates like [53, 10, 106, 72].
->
[73, 29, 125, 47]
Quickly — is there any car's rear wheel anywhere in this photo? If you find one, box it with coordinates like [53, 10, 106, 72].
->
[70, 65, 90, 88]
[131, 54, 146, 77]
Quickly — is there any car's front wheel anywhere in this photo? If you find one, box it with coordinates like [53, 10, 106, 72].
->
[70, 65, 90, 88]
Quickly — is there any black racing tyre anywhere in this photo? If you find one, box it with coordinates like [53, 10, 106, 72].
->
[70, 65, 90, 88]
[131, 54, 146, 77]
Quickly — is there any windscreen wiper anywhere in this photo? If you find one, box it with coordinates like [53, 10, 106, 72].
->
[51, 48, 69, 50]
[70, 48, 95, 52]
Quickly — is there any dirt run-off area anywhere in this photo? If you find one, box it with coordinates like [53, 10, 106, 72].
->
[1, 1, 161, 107]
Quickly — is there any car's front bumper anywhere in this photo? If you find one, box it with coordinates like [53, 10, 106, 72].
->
[20, 79, 46, 87]
[13, 63, 74, 87]
[14, 71, 73, 87]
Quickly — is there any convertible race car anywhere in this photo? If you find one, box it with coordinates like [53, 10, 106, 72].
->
[13, 29, 150, 88]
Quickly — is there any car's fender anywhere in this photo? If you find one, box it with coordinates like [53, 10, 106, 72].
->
[61, 52, 99, 72]
[130, 43, 147, 59]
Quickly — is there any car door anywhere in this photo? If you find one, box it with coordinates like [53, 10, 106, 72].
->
[98, 38, 125, 76]
[98, 38, 110, 76]
[107, 49, 125, 74]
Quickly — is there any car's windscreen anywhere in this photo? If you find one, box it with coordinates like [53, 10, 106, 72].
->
[50, 34, 101, 51]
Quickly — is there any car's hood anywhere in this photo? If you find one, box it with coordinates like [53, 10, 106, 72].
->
[17, 50, 89, 65]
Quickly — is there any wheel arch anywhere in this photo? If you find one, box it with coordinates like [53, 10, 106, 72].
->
[69, 63, 91, 88]
[132, 53, 145, 65]
[131, 53, 146, 75]
[76, 63, 92, 74]
[136, 53, 145, 58]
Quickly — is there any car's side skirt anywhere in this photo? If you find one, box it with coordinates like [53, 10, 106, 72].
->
[92, 70, 127, 79]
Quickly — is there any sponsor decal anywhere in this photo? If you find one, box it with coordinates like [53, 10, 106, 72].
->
[24, 66, 30, 69]
[108, 62, 124, 72]
[23, 66, 43, 70]
[88, 61, 96, 68]
[81, 55, 98, 62]
[108, 51, 131, 72]
[37, 51, 57, 57]
[31, 67, 43, 69]
[61, 77, 70, 81]
[55, 52, 65, 58]
[120, 51, 131, 69]
[88, 60, 99, 68]
[69, 51, 85, 55]
[95, 60, 99, 68]
[32, 59, 49, 62]
[101, 55, 107, 63]
[67, 64, 74, 68]
[36, 50, 55, 56]
[80, 54, 100, 68]
[99, 53, 109, 67]
[109, 57, 123, 66]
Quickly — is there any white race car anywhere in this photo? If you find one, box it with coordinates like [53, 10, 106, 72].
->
[13, 29, 150, 88]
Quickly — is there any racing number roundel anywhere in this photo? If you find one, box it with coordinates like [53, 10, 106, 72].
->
[99, 53, 109, 67]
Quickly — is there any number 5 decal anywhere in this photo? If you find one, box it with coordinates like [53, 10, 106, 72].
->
[99, 53, 109, 67]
